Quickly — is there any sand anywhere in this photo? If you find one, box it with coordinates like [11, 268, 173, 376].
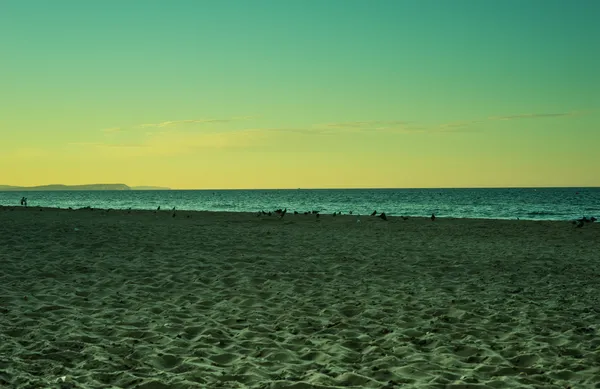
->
[0, 205, 599, 389]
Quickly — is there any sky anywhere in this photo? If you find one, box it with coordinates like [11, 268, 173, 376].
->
[1, 0, 598, 189]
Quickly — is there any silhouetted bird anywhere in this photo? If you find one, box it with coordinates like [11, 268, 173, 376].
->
[379, 212, 388, 221]
[280, 208, 287, 219]
[431, 213, 436, 221]
[294, 211, 299, 215]
[371, 210, 377, 216]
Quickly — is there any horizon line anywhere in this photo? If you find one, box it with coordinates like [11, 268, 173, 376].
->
[2, 184, 599, 191]
[153, 186, 599, 190]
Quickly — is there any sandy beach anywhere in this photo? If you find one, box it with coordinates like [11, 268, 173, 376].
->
[1, 206, 599, 389]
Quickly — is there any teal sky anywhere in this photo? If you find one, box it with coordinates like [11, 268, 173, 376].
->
[1, 0, 598, 188]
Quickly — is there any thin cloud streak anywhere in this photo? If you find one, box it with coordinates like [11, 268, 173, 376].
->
[436, 110, 584, 132]
[489, 112, 579, 121]
[323, 120, 475, 134]
[325, 120, 410, 129]
[100, 116, 256, 133]
[434, 120, 484, 133]
[138, 116, 256, 129]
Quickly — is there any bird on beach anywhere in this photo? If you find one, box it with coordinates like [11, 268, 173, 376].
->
[431, 213, 436, 221]
[279, 208, 287, 219]
[379, 212, 388, 221]
[371, 210, 377, 216]
[573, 216, 595, 226]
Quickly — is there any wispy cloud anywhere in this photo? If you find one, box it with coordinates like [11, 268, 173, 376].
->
[489, 112, 579, 121]
[325, 110, 584, 134]
[137, 116, 255, 129]
[434, 110, 584, 132]
[324, 120, 411, 130]
[99, 116, 256, 133]
[314, 120, 433, 135]
[434, 120, 485, 133]
[73, 127, 269, 158]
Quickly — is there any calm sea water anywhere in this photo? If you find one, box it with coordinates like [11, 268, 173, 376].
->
[1, 188, 598, 221]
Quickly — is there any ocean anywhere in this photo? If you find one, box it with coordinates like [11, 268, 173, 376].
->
[1, 187, 598, 221]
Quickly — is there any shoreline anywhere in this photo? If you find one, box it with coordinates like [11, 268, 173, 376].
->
[0, 204, 592, 223]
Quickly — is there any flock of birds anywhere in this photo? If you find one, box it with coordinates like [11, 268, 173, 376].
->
[572, 216, 597, 228]
[255, 208, 438, 222]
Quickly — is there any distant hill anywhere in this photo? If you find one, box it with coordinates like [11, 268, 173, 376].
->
[0, 184, 132, 191]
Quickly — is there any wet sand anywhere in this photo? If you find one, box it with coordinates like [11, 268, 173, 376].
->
[1, 205, 599, 388]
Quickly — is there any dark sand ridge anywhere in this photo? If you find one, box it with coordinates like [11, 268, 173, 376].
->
[1, 206, 599, 388]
